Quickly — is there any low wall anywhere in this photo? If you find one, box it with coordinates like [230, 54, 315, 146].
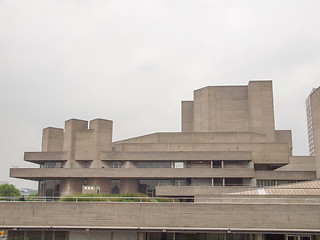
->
[0, 202, 319, 233]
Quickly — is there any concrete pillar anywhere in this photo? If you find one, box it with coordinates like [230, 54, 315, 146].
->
[42, 127, 64, 152]
[122, 161, 136, 168]
[60, 178, 84, 196]
[120, 160, 138, 193]
[138, 232, 146, 240]
[120, 179, 138, 194]
[63, 119, 88, 168]
[254, 234, 264, 240]
[89, 119, 113, 168]
[87, 178, 111, 194]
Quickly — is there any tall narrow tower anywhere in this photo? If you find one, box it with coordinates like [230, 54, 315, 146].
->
[306, 88, 317, 156]
[308, 86, 320, 178]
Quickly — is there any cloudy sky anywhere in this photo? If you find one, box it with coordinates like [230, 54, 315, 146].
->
[0, 0, 319, 189]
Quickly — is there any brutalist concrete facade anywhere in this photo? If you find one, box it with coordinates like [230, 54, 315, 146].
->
[10, 81, 319, 197]
[4, 80, 320, 240]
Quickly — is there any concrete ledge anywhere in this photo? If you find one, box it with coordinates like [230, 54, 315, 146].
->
[24, 152, 68, 162]
[156, 186, 256, 196]
[10, 168, 255, 180]
[101, 151, 252, 161]
[0, 202, 319, 232]
[255, 171, 316, 180]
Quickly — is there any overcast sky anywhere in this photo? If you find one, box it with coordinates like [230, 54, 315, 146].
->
[0, 0, 319, 189]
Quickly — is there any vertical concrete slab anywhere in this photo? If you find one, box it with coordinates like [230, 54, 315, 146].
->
[63, 119, 88, 168]
[181, 101, 194, 132]
[248, 81, 276, 142]
[90, 119, 113, 168]
[42, 127, 64, 152]
[194, 87, 210, 132]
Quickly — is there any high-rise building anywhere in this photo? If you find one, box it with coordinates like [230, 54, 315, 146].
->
[306, 88, 318, 156]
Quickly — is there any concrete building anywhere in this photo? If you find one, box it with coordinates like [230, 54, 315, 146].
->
[306, 88, 318, 156]
[2, 80, 320, 239]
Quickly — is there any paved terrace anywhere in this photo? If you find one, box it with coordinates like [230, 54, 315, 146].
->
[0, 198, 320, 234]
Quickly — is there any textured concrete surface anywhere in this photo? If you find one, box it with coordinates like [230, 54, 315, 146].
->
[0, 202, 319, 232]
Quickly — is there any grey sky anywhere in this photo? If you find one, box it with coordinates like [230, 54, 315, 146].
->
[0, 0, 319, 189]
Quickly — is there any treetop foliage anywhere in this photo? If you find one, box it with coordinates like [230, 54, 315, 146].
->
[0, 184, 21, 197]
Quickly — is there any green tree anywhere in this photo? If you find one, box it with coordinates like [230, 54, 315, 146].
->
[0, 184, 21, 197]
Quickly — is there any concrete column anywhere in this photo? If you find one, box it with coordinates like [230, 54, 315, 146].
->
[120, 179, 138, 194]
[138, 232, 146, 240]
[89, 119, 113, 168]
[122, 161, 136, 168]
[42, 127, 64, 152]
[63, 119, 88, 168]
[87, 178, 111, 194]
[60, 178, 84, 196]
[254, 234, 264, 240]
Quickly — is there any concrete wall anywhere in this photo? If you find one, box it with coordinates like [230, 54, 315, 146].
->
[181, 101, 194, 132]
[275, 156, 316, 171]
[275, 130, 293, 156]
[255, 171, 316, 180]
[248, 81, 276, 142]
[193, 86, 250, 133]
[0, 202, 319, 231]
[114, 143, 289, 165]
[115, 132, 266, 145]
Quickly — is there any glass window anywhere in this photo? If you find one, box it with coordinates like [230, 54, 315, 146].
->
[136, 161, 171, 168]
[26, 231, 42, 240]
[40, 179, 61, 197]
[110, 161, 122, 168]
[55, 231, 68, 240]
[174, 179, 186, 186]
[40, 162, 62, 168]
[111, 180, 120, 194]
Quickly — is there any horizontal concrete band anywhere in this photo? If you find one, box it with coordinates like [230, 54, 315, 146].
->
[10, 168, 255, 180]
[255, 171, 316, 180]
[101, 151, 252, 161]
[1, 226, 320, 234]
[0, 202, 319, 231]
[24, 152, 68, 162]
[25, 151, 252, 162]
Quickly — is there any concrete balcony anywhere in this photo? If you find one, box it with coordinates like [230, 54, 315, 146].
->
[101, 151, 252, 161]
[0, 201, 319, 233]
[24, 152, 68, 163]
[10, 167, 255, 180]
[255, 171, 316, 180]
